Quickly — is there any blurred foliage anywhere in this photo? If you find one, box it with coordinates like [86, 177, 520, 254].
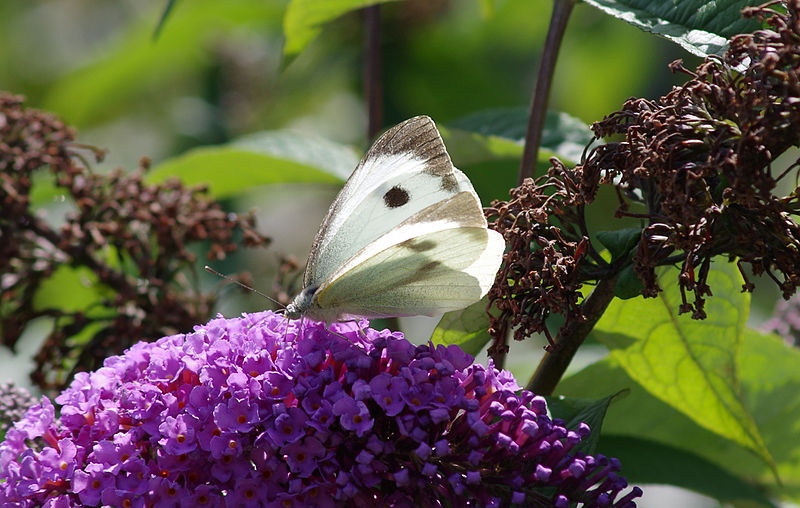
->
[581, 0, 762, 57]
[0, 0, 688, 162]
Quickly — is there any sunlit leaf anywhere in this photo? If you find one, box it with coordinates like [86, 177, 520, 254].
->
[283, 0, 398, 57]
[147, 147, 342, 198]
[43, 0, 281, 127]
[33, 266, 108, 314]
[445, 107, 595, 166]
[559, 329, 800, 503]
[232, 129, 360, 180]
[430, 298, 493, 357]
[592, 260, 775, 471]
[581, 0, 763, 57]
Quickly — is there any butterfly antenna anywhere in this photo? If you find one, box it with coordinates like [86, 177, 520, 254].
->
[204, 266, 285, 309]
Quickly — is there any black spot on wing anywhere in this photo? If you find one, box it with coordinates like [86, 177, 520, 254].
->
[383, 185, 410, 208]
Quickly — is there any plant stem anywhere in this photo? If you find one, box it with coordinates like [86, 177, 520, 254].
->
[527, 274, 618, 395]
[518, 0, 577, 184]
[364, 4, 383, 141]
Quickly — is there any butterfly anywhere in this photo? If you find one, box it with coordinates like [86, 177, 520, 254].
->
[285, 115, 505, 324]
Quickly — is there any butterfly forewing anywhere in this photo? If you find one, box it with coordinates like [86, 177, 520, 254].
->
[304, 116, 477, 288]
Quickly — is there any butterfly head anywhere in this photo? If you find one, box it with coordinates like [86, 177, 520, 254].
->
[285, 285, 318, 320]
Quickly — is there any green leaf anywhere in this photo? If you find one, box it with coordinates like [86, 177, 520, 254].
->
[33, 265, 107, 314]
[601, 435, 778, 507]
[581, 0, 763, 57]
[232, 129, 360, 181]
[596, 227, 641, 261]
[430, 298, 493, 357]
[559, 333, 800, 503]
[146, 147, 343, 198]
[43, 0, 281, 127]
[439, 125, 523, 167]
[546, 392, 624, 455]
[737, 328, 800, 497]
[29, 171, 67, 208]
[593, 260, 775, 471]
[478, 0, 495, 18]
[613, 264, 644, 300]
[283, 0, 398, 57]
[445, 107, 595, 166]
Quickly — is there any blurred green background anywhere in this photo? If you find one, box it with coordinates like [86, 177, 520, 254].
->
[0, 0, 694, 168]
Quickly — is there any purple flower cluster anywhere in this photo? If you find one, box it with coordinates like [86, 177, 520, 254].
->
[763, 294, 800, 347]
[0, 381, 38, 437]
[0, 311, 641, 507]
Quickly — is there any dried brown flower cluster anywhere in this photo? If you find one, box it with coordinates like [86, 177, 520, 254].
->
[578, 0, 800, 318]
[0, 93, 270, 390]
[486, 1, 800, 350]
[485, 161, 604, 354]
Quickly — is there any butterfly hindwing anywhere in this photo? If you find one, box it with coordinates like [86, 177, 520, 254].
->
[304, 116, 478, 288]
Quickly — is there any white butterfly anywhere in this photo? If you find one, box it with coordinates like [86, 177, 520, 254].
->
[285, 115, 505, 323]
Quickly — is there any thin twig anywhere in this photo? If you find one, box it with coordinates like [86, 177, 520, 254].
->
[527, 274, 618, 395]
[518, 0, 577, 184]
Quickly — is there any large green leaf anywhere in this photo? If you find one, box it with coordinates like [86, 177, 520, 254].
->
[430, 298, 493, 357]
[444, 107, 595, 166]
[581, 0, 763, 57]
[146, 147, 342, 198]
[592, 260, 773, 469]
[43, 0, 281, 127]
[148, 129, 358, 196]
[232, 129, 360, 180]
[558, 326, 800, 503]
[283, 0, 398, 57]
[736, 328, 800, 498]
[600, 435, 777, 507]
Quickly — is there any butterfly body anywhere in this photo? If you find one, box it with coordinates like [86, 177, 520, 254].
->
[286, 116, 504, 323]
